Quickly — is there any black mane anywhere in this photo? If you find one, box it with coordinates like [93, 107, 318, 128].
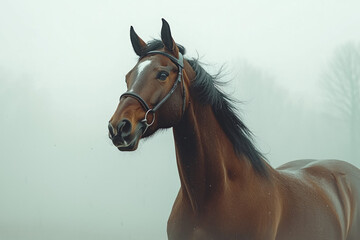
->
[143, 40, 268, 176]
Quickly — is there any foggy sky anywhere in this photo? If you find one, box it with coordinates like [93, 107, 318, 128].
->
[1, 0, 360, 239]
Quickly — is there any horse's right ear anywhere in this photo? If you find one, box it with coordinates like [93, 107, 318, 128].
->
[161, 18, 179, 58]
[130, 26, 147, 56]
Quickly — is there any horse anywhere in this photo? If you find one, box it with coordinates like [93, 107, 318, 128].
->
[108, 19, 360, 240]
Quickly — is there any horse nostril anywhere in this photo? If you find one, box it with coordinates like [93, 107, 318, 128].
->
[117, 119, 132, 138]
[108, 122, 115, 139]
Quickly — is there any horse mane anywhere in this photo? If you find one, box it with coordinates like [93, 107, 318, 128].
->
[143, 40, 268, 176]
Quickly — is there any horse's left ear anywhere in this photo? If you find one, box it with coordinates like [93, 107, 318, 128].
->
[161, 18, 179, 58]
[130, 26, 147, 57]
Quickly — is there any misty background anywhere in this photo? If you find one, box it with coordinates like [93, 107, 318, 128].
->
[1, 0, 360, 239]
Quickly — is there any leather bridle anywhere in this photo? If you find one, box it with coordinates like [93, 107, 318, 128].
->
[120, 50, 186, 134]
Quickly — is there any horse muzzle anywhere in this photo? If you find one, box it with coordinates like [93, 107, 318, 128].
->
[108, 119, 146, 151]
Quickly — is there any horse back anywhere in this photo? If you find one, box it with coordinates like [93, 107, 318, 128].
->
[276, 159, 360, 240]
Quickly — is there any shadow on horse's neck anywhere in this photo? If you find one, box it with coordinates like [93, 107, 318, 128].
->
[173, 99, 270, 214]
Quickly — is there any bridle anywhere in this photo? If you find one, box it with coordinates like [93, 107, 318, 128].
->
[120, 50, 186, 134]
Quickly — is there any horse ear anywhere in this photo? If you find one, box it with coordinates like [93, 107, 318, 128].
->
[130, 26, 147, 56]
[161, 18, 179, 58]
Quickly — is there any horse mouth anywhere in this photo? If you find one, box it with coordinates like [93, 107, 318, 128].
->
[115, 123, 145, 151]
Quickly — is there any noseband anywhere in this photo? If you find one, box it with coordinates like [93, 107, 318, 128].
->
[120, 51, 186, 134]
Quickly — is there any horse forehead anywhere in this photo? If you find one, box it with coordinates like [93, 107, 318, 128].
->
[127, 58, 157, 91]
[136, 59, 153, 77]
[127, 59, 154, 87]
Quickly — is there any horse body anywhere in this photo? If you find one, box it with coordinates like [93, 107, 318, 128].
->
[108, 19, 360, 239]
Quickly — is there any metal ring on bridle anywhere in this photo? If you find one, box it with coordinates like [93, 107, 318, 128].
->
[141, 109, 156, 134]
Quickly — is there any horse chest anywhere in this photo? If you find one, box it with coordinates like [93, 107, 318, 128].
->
[168, 224, 265, 240]
[167, 197, 276, 240]
[168, 223, 257, 240]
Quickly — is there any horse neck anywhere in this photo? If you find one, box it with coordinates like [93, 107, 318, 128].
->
[172, 99, 268, 214]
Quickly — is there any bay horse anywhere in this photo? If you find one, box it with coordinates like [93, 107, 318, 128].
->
[108, 19, 360, 240]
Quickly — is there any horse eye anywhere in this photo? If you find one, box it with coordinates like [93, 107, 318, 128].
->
[157, 71, 169, 81]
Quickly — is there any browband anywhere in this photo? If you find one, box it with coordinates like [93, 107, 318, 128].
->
[146, 51, 184, 68]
